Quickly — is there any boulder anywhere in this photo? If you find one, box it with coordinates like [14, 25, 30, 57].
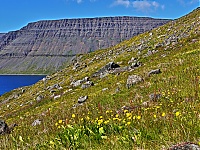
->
[36, 95, 44, 102]
[148, 69, 161, 77]
[0, 120, 17, 134]
[78, 96, 88, 103]
[169, 142, 200, 150]
[81, 81, 94, 89]
[32, 119, 41, 126]
[0, 120, 9, 135]
[126, 75, 143, 89]
[93, 62, 120, 77]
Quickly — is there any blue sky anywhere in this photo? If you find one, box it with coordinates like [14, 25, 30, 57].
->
[0, 0, 199, 33]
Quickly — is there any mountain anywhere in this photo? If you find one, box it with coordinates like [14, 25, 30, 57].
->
[0, 17, 170, 74]
[0, 33, 5, 39]
[0, 8, 199, 149]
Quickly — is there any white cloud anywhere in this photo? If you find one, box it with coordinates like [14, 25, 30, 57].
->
[112, 0, 164, 12]
[112, 0, 131, 8]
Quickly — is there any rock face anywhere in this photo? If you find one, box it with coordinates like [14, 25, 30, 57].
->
[0, 17, 170, 73]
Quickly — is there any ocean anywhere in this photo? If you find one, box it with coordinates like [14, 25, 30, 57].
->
[0, 75, 46, 96]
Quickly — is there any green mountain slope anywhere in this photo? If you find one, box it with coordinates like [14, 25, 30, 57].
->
[0, 7, 199, 149]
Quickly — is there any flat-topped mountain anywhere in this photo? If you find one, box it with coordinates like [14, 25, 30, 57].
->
[0, 16, 170, 74]
[0, 33, 5, 39]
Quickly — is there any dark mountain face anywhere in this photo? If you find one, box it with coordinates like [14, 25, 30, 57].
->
[0, 16, 171, 74]
[0, 33, 5, 39]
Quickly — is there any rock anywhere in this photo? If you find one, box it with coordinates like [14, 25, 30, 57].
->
[36, 95, 44, 102]
[93, 62, 120, 77]
[47, 84, 60, 91]
[0, 120, 9, 135]
[54, 95, 61, 99]
[0, 120, 17, 134]
[169, 142, 200, 150]
[70, 79, 84, 87]
[126, 75, 143, 89]
[130, 61, 142, 68]
[148, 69, 161, 77]
[32, 119, 41, 126]
[102, 88, 109, 91]
[73, 62, 80, 70]
[149, 93, 162, 101]
[81, 81, 94, 89]
[78, 96, 88, 103]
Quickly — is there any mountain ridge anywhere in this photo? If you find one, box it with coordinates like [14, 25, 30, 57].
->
[0, 16, 171, 74]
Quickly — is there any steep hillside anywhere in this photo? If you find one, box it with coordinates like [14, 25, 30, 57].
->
[0, 17, 170, 74]
[0, 8, 199, 149]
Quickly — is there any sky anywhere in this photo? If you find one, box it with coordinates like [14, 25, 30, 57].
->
[0, 0, 199, 33]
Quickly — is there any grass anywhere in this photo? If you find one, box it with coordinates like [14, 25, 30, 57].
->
[0, 7, 199, 149]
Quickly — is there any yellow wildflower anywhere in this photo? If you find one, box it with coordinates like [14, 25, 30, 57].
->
[162, 112, 166, 117]
[153, 115, 157, 118]
[175, 111, 180, 117]
[58, 120, 63, 124]
[72, 114, 75, 118]
[137, 116, 141, 120]
[126, 112, 132, 118]
[115, 114, 119, 118]
[126, 122, 131, 126]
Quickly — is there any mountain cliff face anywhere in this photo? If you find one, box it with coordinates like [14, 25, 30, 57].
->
[0, 33, 5, 39]
[0, 16, 170, 74]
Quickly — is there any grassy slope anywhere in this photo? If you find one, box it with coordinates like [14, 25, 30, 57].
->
[0, 8, 199, 149]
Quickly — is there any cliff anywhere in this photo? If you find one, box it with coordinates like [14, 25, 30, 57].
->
[0, 16, 171, 74]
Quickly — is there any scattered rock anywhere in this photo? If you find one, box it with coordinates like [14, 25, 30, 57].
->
[126, 75, 143, 89]
[0, 120, 17, 135]
[169, 142, 200, 150]
[36, 95, 44, 102]
[93, 62, 120, 77]
[78, 96, 88, 103]
[102, 88, 109, 91]
[148, 69, 161, 77]
[81, 81, 94, 89]
[70, 79, 84, 87]
[149, 93, 162, 101]
[32, 119, 41, 126]
[54, 95, 61, 99]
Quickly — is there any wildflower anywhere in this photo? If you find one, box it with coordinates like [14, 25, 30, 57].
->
[19, 136, 24, 142]
[58, 120, 62, 124]
[175, 111, 180, 117]
[57, 125, 61, 129]
[72, 114, 75, 118]
[86, 116, 90, 120]
[124, 110, 128, 113]
[106, 110, 109, 114]
[55, 123, 58, 126]
[162, 112, 166, 117]
[98, 119, 103, 125]
[153, 114, 157, 118]
[49, 141, 54, 145]
[126, 122, 131, 126]
[99, 127, 104, 134]
[100, 116, 103, 119]
[126, 112, 132, 118]
[104, 120, 110, 124]
[115, 114, 119, 118]
[137, 116, 141, 120]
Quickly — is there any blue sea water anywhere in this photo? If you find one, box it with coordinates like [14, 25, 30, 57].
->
[0, 75, 46, 96]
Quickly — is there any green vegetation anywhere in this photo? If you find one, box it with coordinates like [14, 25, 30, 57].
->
[0, 8, 199, 149]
